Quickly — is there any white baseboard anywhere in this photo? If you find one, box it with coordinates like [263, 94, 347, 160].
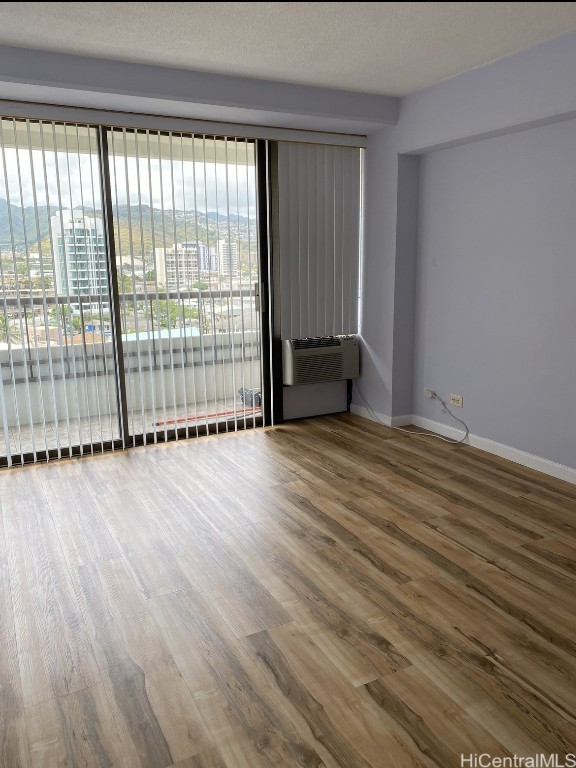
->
[350, 403, 412, 427]
[391, 414, 413, 427]
[351, 407, 576, 485]
[409, 415, 468, 442]
[350, 403, 391, 425]
[410, 415, 576, 485]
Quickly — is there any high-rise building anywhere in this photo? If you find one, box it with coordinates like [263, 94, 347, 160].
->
[51, 211, 108, 310]
[218, 240, 239, 276]
[184, 242, 217, 274]
[155, 242, 217, 289]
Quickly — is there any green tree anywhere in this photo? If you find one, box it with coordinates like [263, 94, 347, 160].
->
[118, 271, 134, 294]
[150, 300, 198, 329]
[49, 305, 81, 335]
[0, 315, 22, 344]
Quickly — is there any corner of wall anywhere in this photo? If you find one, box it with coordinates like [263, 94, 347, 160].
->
[391, 153, 421, 417]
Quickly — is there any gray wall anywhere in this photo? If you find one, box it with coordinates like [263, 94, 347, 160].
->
[391, 154, 420, 417]
[359, 29, 576, 470]
[0, 45, 397, 135]
[413, 121, 576, 468]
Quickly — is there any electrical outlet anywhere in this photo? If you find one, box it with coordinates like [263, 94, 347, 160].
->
[424, 388, 434, 399]
[450, 394, 463, 408]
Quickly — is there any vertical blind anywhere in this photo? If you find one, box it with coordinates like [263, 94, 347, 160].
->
[0, 117, 263, 466]
[107, 129, 263, 446]
[276, 142, 362, 340]
[0, 119, 120, 464]
[0, 117, 363, 465]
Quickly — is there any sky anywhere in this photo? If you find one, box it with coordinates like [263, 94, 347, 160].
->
[0, 148, 257, 219]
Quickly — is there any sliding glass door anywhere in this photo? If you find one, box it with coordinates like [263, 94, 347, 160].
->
[0, 117, 265, 466]
[0, 119, 120, 464]
[107, 129, 262, 445]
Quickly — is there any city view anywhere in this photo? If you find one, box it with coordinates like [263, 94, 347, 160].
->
[0, 203, 259, 347]
[0, 121, 262, 460]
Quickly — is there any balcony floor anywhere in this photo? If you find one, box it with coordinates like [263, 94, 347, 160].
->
[2, 397, 262, 460]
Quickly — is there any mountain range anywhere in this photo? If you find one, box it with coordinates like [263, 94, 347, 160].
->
[0, 200, 257, 254]
[0, 198, 55, 250]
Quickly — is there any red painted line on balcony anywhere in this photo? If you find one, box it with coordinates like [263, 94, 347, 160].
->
[155, 406, 261, 426]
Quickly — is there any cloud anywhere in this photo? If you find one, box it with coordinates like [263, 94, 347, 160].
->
[110, 156, 256, 218]
[1, 148, 101, 211]
[1, 148, 257, 219]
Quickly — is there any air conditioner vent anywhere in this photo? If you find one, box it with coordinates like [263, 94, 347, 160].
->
[292, 337, 341, 350]
[283, 335, 359, 386]
[295, 352, 344, 384]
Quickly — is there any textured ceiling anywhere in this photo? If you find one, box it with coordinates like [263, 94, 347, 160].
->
[1, 2, 576, 96]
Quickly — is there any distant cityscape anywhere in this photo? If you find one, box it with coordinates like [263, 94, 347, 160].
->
[0, 207, 259, 346]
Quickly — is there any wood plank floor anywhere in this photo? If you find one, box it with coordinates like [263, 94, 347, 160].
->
[1, 412, 575, 767]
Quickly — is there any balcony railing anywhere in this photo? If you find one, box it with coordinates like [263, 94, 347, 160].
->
[1, 289, 261, 432]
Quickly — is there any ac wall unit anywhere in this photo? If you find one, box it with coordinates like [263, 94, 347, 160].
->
[283, 335, 359, 386]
